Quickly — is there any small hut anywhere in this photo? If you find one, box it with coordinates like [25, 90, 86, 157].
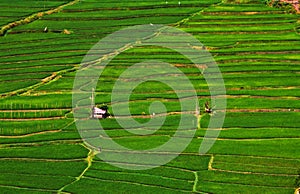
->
[92, 106, 109, 119]
[90, 88, 109, 119]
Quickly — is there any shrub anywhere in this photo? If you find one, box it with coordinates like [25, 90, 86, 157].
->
[262, 0, 297, 13]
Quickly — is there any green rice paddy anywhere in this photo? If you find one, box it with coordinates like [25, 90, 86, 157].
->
[0, 0, 299, 193]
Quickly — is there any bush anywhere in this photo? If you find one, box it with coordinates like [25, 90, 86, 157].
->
[262, 0, 297, 13]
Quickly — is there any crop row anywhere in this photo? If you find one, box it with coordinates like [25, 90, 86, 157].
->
[0, 159, 86, 177]
[0, 118, 71, 135]
[0, 143, 88, 159]
[201, 112, 300, 128]
[64, 177, 187, 194]
[213, 127, 300, 139]
[46, 8, 201, 19]
[85, 169, 193, 191]
[198, 179, 293, 193]
[0, 130, 80, 144]
[198, 170, 295, 189]
[0, 73, 50, 82]
[0, 0, 69, 26]
[213, 160, 299, 175]
[62, 0, 220, 10]
[202, 138, 300, 159]
[0, 172, 74, 191]
[35, 73, 300, 93]
[214, 154, 300, 168]
[0, 57, 81, 71]
[0, 109, 69, 119]
[0, 65, 74, 76]
[0, 80, 38, 94]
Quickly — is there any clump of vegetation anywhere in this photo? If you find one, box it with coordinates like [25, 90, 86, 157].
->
[262, 0, 297, 13]
[99, 104, 109, 111]
[295, 169, 300, 187]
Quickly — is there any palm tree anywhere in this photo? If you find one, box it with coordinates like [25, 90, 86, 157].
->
[205, 101, 212, 113]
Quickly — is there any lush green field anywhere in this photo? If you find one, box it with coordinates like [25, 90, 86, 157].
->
[0, 0, 299, 193]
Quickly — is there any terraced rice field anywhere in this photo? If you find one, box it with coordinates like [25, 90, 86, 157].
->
[0, 0, 299, 193]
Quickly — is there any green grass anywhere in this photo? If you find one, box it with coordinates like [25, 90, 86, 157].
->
[0, 172, 75, 190]
[0, 159, 87, 177]
[226, 88, 300, 97]
[207, 139, 300, 158]
[0, 80, 39, 94]
[85, 169, 193, 191]
[0, 119, 71, 135]
[214, 154, 300, 168]
[213, 160, 299, 175]
[223, 112, 300, 128]
[0, 0, 69, 26]
[218, 128, 300, 139]
[225, 97, 300, 109]
[199, 170, 295, 187]
[0, 94, 73, 109]
[0, 109, 69, 119]
[0, 131, 80, 144]
[91, 159, 196, 180]
[64, 177, 187, 194]
[0, 143, 88, 159]
[201, 112, 300, 129]
[0, 187, 51, 194]
[198, 180, 293, 194]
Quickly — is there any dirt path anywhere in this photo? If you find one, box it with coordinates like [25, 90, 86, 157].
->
[0, 0, 80, 36]
[192, 171, 199, 192]
[58, 144, 97, 193]
[208, 155, 214, 170]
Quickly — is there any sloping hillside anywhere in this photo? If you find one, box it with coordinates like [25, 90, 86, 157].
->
[0, 0, 299, 193]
